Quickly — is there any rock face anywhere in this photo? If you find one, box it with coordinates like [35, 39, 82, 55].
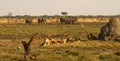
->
[99, 18, 120, 41]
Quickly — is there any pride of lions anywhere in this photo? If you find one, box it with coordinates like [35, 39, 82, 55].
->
[22, 33, 81, 59]
[42, 38, 67, 46]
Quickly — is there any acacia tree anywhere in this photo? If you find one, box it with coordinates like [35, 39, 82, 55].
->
[61, 12, 68, 16]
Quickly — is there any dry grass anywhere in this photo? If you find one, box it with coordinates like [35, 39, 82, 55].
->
[0, 23, 120, 61]
[0, 40, 120, 61]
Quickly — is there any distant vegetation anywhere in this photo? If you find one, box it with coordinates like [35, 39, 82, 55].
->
[0, 15, 120, 18]
[0, 15, 119, 24]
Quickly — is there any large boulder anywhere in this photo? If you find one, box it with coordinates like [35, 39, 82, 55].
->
[98, 18, 120, 41]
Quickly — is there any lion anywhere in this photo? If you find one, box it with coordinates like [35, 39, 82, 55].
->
[42, 38, 61, 46]
[61, 38, 67, 44]
[44, 38, 51, 46]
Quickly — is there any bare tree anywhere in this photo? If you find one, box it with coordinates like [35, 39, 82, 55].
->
[7, 12, 13, 23]
[8, 12, 13, 17]
[22, 33, 38, 59]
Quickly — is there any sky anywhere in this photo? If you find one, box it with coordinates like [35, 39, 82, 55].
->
[0, 0, 120, 16]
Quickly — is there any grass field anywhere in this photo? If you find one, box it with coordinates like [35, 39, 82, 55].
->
[0, 23, 104, 40]
[0, 23, 120, 61]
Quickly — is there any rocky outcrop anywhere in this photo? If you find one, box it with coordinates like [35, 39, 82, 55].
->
[98, 18, 120, 41]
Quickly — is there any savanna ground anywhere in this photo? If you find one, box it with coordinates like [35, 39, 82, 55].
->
[0, 23, 120, 61]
